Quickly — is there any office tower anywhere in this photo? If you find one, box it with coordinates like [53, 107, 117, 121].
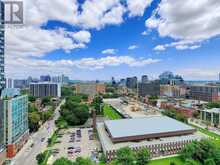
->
[30, 82, 61, 97]
[75, 83, 106, 96]
[6, 78, 14, 88]
[0, 1, 5, 95]
[138, 80, 160, 97]
[141, 75, 148, 83]
[40, 75, 51, 82]
[126, 76, 137, 89]
[1, 89, 29, 158]
[159, 71, 184, 85]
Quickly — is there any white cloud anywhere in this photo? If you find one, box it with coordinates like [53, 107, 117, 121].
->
[6, 27, 90, 58]
[6, 56, 161, 78]
[146, 0, 220, 50]
[71, 30, 91, 43]
[127, 0, 153, 17]
[154, 40, 201, 51]
[128, 45, 139, 50]
[141, 31, 149, 36]
[102, 49, 117, 55]
[154, 45, 166, 51]
[77, 0, 126, 29]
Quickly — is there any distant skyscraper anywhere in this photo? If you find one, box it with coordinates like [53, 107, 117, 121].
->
[6, 78, 14, 88]
[126, 77, 137, 89]
[0, 1, 5, 95]
[219, 73, 220, 82]
[40, 75, 51, 82]
[141, 75, 148, 83]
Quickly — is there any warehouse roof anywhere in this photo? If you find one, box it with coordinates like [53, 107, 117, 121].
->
[104, 116, 195, 139]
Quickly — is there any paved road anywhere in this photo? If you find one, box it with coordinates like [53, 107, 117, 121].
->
[12, 99, 65, 165]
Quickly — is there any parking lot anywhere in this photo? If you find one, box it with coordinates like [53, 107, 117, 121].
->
[48, 128, 101, 164]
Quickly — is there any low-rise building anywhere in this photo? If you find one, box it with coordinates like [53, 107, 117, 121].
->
[75, 83, 106, 96]
[190, 85, 220, 102]
[160, 85, 187, 98]
[198, 108, 220, 127]
[97, 116, 205, 161]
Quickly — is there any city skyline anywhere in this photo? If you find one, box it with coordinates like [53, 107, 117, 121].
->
[5, 0, 220, 81]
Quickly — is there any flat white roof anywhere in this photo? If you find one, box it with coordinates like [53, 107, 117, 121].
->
[104, 116, 195, 138]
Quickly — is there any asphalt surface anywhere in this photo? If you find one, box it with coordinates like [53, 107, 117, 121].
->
[12, 99, 65, 165]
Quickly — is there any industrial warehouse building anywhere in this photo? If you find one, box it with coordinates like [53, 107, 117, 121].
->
[97, 116, 205, 161]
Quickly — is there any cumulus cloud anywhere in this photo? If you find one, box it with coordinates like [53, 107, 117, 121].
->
[154, 40, 201, 51]
[101, 49, 117, 55]
[146, 0, 220, 50]
[128, 45, 139, 50]
[6, 56, 161, 78]
[127, 0, 153, 17]
[5, 0, 155, 78]
[6, 27, 90, 58]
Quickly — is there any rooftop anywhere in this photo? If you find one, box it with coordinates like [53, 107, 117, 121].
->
[104, 116, 195, 139]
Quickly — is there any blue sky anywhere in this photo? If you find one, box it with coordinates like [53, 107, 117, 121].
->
[5, 0, 220, 81]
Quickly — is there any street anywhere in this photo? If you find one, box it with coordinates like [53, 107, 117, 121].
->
[12, 99, 65, 165]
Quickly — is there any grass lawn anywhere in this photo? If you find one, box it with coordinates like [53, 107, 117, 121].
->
[190, 124, 220, 144]
[148, 156, 201, 165]
[103, 104, 122, 120]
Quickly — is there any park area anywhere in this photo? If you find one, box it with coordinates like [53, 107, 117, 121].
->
[103, 104, 122, 120]
[148, 156, 201, 165]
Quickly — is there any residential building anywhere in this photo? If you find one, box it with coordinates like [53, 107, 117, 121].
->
[126, 77, 137, 89]
[141, 75, 148, 83]
[75, 83, 106, 96]
[97, 116, 204, 161]
[0, 2, 6, 163]
[138, 80, 160, 97]
[51, 74, 69, 85]
[160, 85, 187, 98]
[1, 89, 29, 158]
[0, 99, 6, 164]
[30, 82, 61, 98]
[0, 1, 5, 95]
[190, 85, 220, 102]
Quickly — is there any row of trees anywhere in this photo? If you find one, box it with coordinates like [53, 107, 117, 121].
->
[162, 109, 188, 123]
[103, 147, 151, 165]
[180, 140, 220, 165]
[53, 157, 95, 165]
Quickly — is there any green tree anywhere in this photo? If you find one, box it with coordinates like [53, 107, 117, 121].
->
[42, 96, 51, 106]
[61, 87, 74, 97]
[28, 112, 41, 132]
[135, 148, 151, 165]
[74, 157, 95, 165]
[115, 147, 135, 165]
[204, 159, 216, 165]
[28, 96, 36, 102]
[53, 157, 73, 165]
